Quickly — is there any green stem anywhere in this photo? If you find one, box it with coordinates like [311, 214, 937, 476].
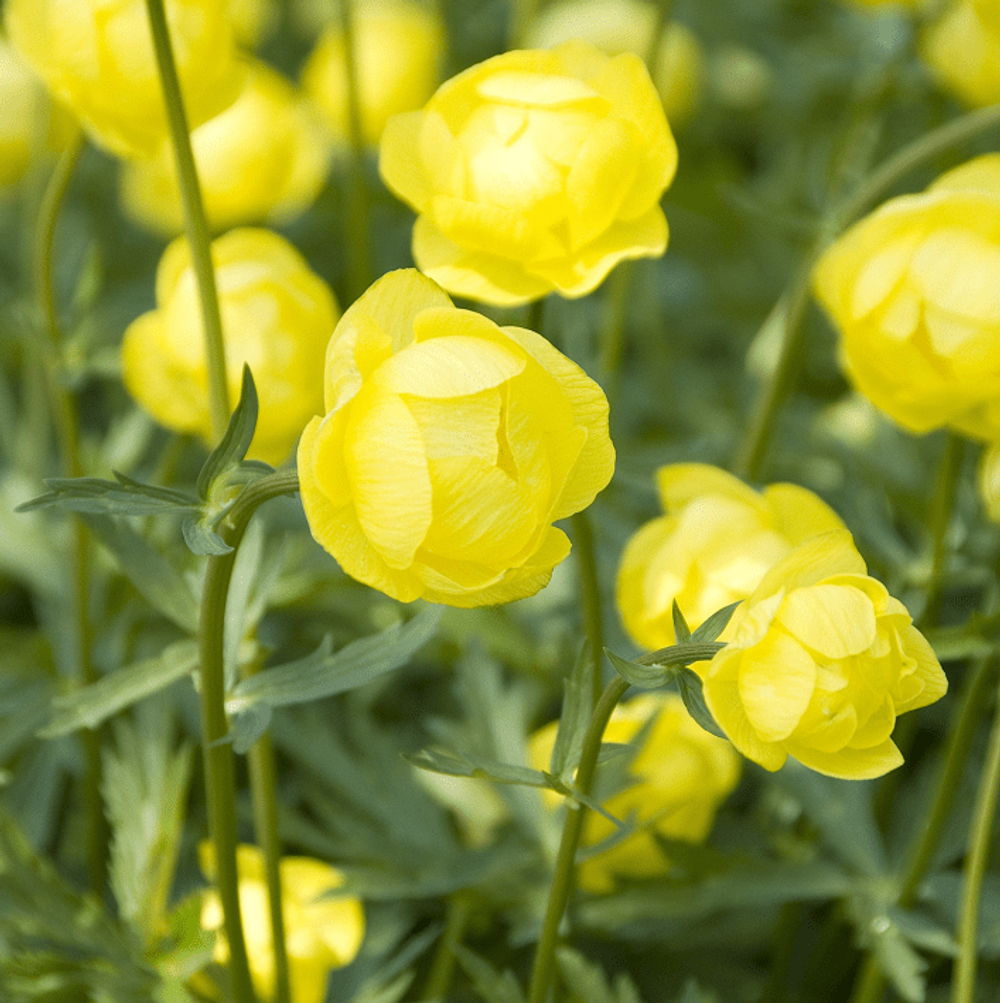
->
[33, 128, 109, 895]
[336, 0, 371, 302]
[921, 434, 965, 626]
[952, 678, 1000, 1003]
[734, 101, 1000, 481]
[526, 675, 630, 1003]
[246, 694, 291, 1003]
[144, 0, 229, 441]
[849, 656, 998, 1003]
[571, 511, 605, 710]
[198, 468, 300, 1003]
[597, 261, 632, 414]
[423, 892, 473, 1001]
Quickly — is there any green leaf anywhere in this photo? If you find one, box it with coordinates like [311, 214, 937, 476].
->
[672, 601, 692, 642]
[16, 471, 198, 517]
[675, 667, 729, 740]
[39, 640, 200, 737]
[227, 607, 440, 713]
[180, 514, 231, 556]
[848, 896, 927, 1003]
[81, 514, 199, 631]
[548, 643, 595, 779]
[557, 946, 645, 1003]
[196, 364, 259, 500]
[451, 945, 525, 1003]
[405, 747, 551, 789]
[689, 602, 740, 643]
[605, 648, 678, 689]
[102, 706, 193, 943]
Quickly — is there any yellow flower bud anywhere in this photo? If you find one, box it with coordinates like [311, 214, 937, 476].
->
[921, 0, 1000, 107]
[296, 268, 615, 607]
[526, 0, 704, 127]
[529, 692, 740, 893]
[5, 0, 244, 160]
[378, 40, 678, 306]
[813, 154, 1000, 440]
[301, 0, 444, 148]
[616, 464, 846, 651]
[0, 36, 70, 187]
[200, 844, 364, 1003]
[120, 60, 330, 235]
[703, 530, 948, 780]
[122, 228, 338, 464]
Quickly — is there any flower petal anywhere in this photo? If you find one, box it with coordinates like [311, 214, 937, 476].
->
[776, 584, 877, 659]
[785, 738, 903, 780]
[737, 630, 817, 742]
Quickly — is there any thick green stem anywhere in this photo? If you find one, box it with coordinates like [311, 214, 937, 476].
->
[571, 511, 605, 709]
[33, 129, 108, 894]
[336, 0, 371, 302]
[735, 101, 1000, 481]
[145, 0, 229, 441]
[198, 468, 300, 1003]
[247, 698, 291, 1003]
[527, 675, 630, 1003]
[952, 679, 1000, 1003]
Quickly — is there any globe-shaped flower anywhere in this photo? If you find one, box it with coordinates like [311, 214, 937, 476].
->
[703, 530, 948, 780]
[526, 0, 704, 127]
[301, 0, 444, 148]
[379, 40, 677, 306]
[296, 269, 615, 607]
[120, 60, 330, 235]
[122, 228, 338, 464]
[616, 464, 846, 651]
[200, 844, 364, 1003]
[921, 0, 1000, 107]
[529, 692, 740, 892]
[813, 154, 1000, 440]
[5, 0, 244, 160]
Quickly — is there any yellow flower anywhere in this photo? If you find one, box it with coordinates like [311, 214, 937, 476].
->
[296, 268, 615, 607]
[200, 844, 364, 1003]
[227, 0, 279, 48]
[122, 228, 338, 464]
[5, 0, 244, 160]
[120, 60, 330, 235]
[378, 40, 677, 306]
[526, 0, 704, 127]
[813, 154, 1000, 440]
[616, 464, 846, 651]
[529, 693, 740, 893]
[703, 530, 948, 780]
[922, 0, 1000, 107]
[0, 36, 70, 187]
[301, 0, 444, 149]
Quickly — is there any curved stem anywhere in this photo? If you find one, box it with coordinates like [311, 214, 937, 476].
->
[571, 511, 605, 709]
[33, 129, 109, 894]
[527, 675, 630, 1003]
[734, 101, 1000, 481]
[198, 468, 300, 1003]
[336, 0, 371, 302]
[144, 0, 229, 441]
[952, 678, 1000, 1003]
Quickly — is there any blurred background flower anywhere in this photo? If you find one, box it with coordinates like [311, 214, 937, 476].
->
[5, 0, 244, 159]
[119, 59, 330, 235]
[200, 843, 364, 1003]
[529, 692, 741, 892]
[122, 228, 338, 464]
[921, 0, 1000, 107]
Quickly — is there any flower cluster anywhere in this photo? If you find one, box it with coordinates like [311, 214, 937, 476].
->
[616, 464, 845, 650]
[297, 269, 615, 606]
[813, 154, 1000, 440]
[122, 228, 338, 464]
[530, 692, 741, 892]
[200, 844, 364, 1003]
[379, 40, 677, 305]
[702, 531, 947, 780]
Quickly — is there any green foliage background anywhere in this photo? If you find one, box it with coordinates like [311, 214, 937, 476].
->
[1, 2, 999, 1002]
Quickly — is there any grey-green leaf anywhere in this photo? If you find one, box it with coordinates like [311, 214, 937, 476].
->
[675, 667, 729, 740]
[196, 365, 258, 500]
